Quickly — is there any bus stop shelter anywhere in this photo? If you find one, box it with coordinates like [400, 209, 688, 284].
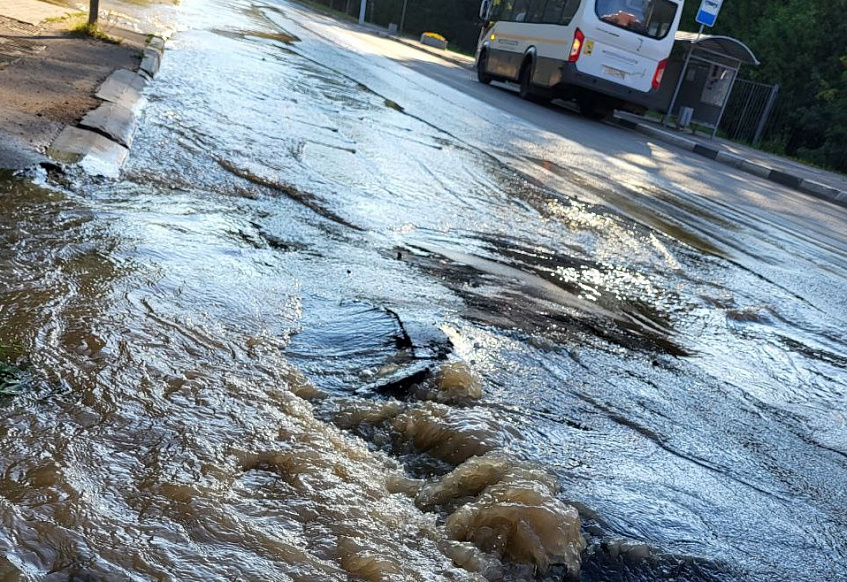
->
[642, 32, 760, 138]
[663, 33, 760, 137]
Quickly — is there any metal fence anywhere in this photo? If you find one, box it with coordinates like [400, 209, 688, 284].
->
[718, 78, 780, 146]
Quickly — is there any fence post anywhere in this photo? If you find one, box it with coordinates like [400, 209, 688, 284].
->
[733, 81, 754, 141]
[753, 84, 780, 147]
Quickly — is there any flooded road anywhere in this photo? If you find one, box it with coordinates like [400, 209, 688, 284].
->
[2, 0, 847, 580]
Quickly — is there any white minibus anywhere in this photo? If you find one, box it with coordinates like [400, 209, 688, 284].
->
[475, 0, 684, 118]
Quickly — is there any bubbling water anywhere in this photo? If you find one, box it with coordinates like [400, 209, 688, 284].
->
[309, 360, 588, 579]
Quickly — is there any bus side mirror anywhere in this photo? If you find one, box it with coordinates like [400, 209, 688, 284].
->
[479, 0, 491, 20]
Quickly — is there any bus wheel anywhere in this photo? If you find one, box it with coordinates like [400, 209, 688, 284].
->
[477, 51, 492, 85]
[518, 61, 534, 100]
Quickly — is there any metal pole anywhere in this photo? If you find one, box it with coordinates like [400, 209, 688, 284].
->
[711, 63, 740, 139]
[88, 0, 99, 24]
[359, 0, 367, 24]
[753, 84, 779, 147]
[663, 42, 695, 126]
[399, 0, 408, 34]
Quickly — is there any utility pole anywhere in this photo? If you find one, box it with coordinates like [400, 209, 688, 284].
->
[358, 0, 366, 24]
[399, 0, 409, 34]
[88, 0, 99, 24]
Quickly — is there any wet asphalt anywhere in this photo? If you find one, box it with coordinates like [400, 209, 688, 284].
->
[1, 1, 846, 581]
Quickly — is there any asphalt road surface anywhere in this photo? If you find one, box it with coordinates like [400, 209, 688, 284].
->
[1, 1, 845, 581]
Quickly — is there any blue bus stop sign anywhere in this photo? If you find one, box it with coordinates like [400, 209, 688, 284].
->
[696, 0, 724, 27]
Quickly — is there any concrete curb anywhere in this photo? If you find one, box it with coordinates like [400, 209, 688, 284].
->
[48, 36, 167, 177]
[611, 116, 847, 208]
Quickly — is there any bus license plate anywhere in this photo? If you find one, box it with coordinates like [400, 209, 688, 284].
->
[603, 66, 626, 79]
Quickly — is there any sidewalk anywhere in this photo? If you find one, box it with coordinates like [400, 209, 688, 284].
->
[381, 28, 847, 209]
[610, 113, 847, 208]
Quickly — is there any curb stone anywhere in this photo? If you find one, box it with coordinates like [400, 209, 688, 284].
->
[140, 47, 161, 78]
[79, 101, 137, 148]
[48, 36, 166, 177]
[48, 127, 129, 178]
[389, 35, 474, 70]
[96, 68, 148, 110]
[610, 116, 847, 209]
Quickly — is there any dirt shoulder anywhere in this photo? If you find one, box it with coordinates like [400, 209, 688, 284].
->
[0, 1, 178, 171]
[1, 16, 146, 150]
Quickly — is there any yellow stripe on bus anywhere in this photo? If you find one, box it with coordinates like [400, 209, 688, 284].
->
[493, 33, 570, 46]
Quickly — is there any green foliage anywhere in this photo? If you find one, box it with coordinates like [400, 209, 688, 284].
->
[311, 0, 484, 51]
[70, 22, 122, 44]
[681, 0, 847, 172]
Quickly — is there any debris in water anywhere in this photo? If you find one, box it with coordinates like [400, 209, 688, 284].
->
[0, 342, 30, 396]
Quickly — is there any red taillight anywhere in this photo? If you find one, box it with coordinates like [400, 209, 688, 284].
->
[569, 28, 584, 63]
[652, 58, 668, 90]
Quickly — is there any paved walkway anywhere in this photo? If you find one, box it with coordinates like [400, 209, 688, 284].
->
[611, 113, 847, 207]
[1, 0, 72, 26]
[0, 0, 165, 174]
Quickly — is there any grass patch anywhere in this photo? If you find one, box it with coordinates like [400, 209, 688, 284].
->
[288, 0, 358, 23]
[70, 22, 122, 44]
[45, 11, 86, 23]
[446, 43, 474, 57]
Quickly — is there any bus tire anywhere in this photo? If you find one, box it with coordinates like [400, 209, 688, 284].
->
[477, 50, 492, 85]
[518, 60, 534, 100]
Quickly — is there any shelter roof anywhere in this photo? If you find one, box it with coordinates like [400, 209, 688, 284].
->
[675, 32, 760, 66]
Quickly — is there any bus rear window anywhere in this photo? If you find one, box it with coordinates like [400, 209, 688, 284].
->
[595, 0, 678, 39]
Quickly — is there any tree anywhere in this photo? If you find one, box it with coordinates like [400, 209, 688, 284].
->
[680, 0, 847, 172]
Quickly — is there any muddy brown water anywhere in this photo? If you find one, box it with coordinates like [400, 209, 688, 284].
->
[2, 1, 847, 581]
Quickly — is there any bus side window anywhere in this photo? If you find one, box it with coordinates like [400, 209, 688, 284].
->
[542, 0, 567, 24]
[560, 0, 581, 24]
[527, 0, 548, 23]
[511, 0, 530, 21]
[500, 0, 517, 21]
[490, 0, 504, 21]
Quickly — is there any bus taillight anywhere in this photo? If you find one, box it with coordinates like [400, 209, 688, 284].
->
[568, 29, 585, 63]
[652, 59, 668, 90]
